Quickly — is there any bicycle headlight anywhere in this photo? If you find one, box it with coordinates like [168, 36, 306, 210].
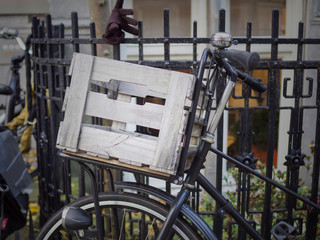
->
[211, 32, 233, 49]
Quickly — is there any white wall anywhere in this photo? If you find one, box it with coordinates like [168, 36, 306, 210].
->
[277, 0, 306, 173]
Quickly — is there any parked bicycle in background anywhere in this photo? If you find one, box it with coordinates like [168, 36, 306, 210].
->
[0, 27, 37, 159]
[0, 27, 36, 239]
[0, 27, 25, 124]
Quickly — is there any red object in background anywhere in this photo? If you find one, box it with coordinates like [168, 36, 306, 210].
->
[1, 218, 8, 230]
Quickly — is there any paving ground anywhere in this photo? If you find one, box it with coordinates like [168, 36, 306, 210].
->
[7, 149, 40, 239]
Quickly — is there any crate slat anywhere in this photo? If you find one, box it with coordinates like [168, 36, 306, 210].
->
[56, 53, 93, 151]
[85, 91, 164, 129]
[91, 56, 171, 96]
[78, 125, 157, 165]
[152, 72, 194, 173]
[91, 80, 167, 99]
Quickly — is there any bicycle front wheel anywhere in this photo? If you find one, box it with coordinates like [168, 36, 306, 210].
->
[37, 192, 201, 240]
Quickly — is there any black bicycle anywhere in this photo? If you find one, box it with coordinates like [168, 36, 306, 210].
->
[0, 27, 26, 125]
[0, 28, 36, 239]
[36, 32, 320, 240]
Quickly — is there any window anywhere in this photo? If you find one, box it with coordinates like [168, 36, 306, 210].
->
[133, 0, 191, 37]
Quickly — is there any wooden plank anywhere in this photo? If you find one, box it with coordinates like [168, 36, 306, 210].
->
[118, 81, 166, 99]
[63, 150, 171, 178]
[61, 87, 70, 112]
[77, 123, 158, 141]
[91, 80, 167, 99]
[185, 74, 196, 101]
[111, 93, 131, 130]
[192, 126, 203, 138]
[178, 110, 190, 135]
[84, 91, 164, 130]
[191, 123, 203, 137]
[56, 54, 94, 151]
[151, 72, 196, 173]
[68, 52, 76, 76]
[88, 53, 193, 97]
[78, 125, 157, 165]
[118, 159, 143, 166]
[91, 55, 169, 94]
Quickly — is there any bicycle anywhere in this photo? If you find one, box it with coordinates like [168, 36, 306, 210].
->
[0, 27, 27, 125]
[36, 32, 320, 240]
[0, 27, 37, 172]
[0, 28, 36, 239]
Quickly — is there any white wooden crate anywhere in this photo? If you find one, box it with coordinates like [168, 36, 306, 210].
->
[56, 53, 197, 175]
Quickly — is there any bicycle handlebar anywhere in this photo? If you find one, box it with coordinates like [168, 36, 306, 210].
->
[0, 27, 18, 39]
[216, 49, 267, 93]
[219, 49, 260, 71]
[236, 70, 267, 93]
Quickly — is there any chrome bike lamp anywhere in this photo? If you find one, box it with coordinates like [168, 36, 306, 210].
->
[211, 32, 233, 49]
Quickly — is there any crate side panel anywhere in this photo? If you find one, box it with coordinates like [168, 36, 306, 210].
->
[152, 73, 196, 172]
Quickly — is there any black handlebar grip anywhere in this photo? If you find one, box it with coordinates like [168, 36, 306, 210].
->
[237, 71, 267, 93]
[219, 49, 260, 71]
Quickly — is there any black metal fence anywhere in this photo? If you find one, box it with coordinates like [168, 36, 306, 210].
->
[30, 9, 320, 239]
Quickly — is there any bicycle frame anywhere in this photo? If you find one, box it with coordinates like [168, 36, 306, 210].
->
[57, 46, 320, 239]
[69, 47, 261, 239]
[4, 53, 24, 124]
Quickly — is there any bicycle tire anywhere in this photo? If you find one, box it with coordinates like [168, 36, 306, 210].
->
[36, 192, 202, 240]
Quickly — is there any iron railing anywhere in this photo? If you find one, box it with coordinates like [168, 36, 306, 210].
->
[30, 9, 320, 239]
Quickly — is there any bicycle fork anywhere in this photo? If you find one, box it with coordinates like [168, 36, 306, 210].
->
[157, 79, 235, 240]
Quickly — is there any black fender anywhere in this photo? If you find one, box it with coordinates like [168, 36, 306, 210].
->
[115, 181, 217, 240]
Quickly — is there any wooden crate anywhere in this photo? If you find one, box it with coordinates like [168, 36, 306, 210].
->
[56, 53, 197, 175]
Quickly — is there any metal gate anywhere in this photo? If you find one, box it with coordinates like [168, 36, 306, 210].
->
[30, 9, 319, 239]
